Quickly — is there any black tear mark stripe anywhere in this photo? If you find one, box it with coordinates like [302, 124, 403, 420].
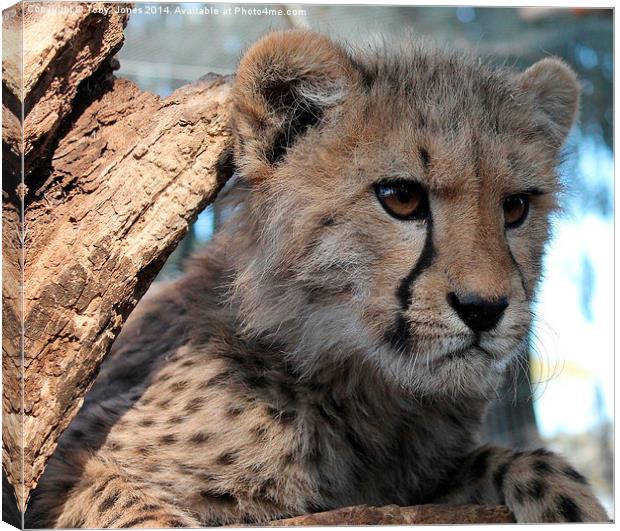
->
[507, 244, 528, 296]
[385, 221, 435, 350]
[396, 223, 435, 310]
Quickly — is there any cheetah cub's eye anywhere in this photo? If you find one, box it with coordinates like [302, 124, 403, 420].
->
[374, 180, 429, 221]
[503, 194, 530, 228]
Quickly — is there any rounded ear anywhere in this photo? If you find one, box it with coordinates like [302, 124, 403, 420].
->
[231, 30, 358, 173]
[518, 57, 580, 146]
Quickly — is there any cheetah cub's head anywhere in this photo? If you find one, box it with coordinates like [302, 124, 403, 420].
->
[229, 30, 580, 398]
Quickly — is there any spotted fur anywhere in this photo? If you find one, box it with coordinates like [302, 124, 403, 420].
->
[27, 30, 607, 527]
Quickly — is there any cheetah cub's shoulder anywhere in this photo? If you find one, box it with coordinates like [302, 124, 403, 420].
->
[29, 31, 608, 527]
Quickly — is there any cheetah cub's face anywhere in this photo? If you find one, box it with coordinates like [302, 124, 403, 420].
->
[230, 31, 580, 397]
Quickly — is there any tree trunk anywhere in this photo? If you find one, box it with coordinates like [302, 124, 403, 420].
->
[3, 2, 234, 510]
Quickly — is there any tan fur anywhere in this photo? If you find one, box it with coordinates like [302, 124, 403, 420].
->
[27, 31, 607, 527]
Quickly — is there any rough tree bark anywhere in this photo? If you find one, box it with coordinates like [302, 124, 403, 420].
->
[2, 2, 234, 511]
[2, 1, 513, 525]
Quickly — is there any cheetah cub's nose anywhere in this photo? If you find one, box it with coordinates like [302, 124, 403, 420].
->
[447, 293, 509, 332]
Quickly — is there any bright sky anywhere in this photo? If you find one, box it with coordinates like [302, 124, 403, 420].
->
[532, 135, 613, 438]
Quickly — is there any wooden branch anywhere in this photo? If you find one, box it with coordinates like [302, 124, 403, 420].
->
[2, 2, 234, 509]
[3, 2, 27, 515]
[2, 194, 22, 515]
[3, 2, 130, 177]
[270, 504, 515, 525]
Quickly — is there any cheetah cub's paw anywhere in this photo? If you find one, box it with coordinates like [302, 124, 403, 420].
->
[500, 449, 609, 523]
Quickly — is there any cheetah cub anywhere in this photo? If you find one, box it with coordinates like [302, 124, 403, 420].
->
[29, 31, 608, 527]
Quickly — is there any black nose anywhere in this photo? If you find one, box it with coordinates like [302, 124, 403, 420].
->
[447, 293, 508, 332]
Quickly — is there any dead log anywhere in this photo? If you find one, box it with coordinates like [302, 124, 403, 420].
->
[4, 1, 130, 177]
[3, 2, 27, 517]
[19, 73, 233, 510]
[2, 2, 234, 509]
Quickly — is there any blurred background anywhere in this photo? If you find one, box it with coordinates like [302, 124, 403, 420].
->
[116, 5, 613, 515]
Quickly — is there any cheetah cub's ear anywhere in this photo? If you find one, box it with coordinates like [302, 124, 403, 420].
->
[518, 57, 580, 147]
[231, 30, 357, 178]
